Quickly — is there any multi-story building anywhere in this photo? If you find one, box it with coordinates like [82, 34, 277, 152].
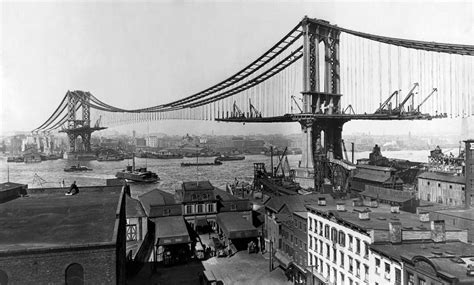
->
[279, 211, 308, 284]
[417, 171, 465, 206]
[146, 136, 159, 148]
[306, 200, 468, 285]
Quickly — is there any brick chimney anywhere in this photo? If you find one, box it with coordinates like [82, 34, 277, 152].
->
[318, 197, 327, 206]
[419, 211, 430, 222]
[431, 220, 446, 243]
[336, 202, 346, 212]
[390, 205, 400, 214]
[389, 222, 402, 244]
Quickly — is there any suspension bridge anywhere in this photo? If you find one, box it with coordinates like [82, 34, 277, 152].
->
[32, 16, 474, 190]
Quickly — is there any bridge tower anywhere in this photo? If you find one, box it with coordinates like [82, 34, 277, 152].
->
[294, 17, 349, 191]
[60, 91, 106, 160]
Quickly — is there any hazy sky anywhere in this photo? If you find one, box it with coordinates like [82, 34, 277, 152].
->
[1, 1, 473, 136]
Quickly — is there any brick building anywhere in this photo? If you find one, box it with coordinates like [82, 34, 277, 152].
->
[0, 185, 126, 284]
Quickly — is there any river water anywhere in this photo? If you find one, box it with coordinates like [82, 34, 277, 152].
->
[0, 150, 434, 196]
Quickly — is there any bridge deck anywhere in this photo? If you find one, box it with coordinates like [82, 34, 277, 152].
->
[215, 113, 436, 123]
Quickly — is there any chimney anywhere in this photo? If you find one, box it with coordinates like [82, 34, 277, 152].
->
[419, 211, 430, 223]
[336, 202, 346, 212]
[389, 222, 402, 244]
[358, 209, 371, 220]
[318, 197, 327, 206]
[390, 205, 400, 213]
[431, 220, 446, 243]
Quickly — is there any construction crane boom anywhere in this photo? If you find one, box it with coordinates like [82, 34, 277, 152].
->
[416, 88, 438, 111]
[397, 83, 419, 111]
[376, 90, 399, 113]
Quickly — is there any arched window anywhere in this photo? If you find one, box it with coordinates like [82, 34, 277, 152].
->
[0, 269, 8, 285]
[65, 263, 84, 285]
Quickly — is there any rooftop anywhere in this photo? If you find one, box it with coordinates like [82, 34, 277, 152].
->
[182, 181, 214, 191]
[138, 189, 177, 216]
[0, 186, 123, 252]
[361, 185, 416, 203]
[417, 171, 465, 184]
[0, 182, 26, 192]
[356, 164, 395, 172]
[216, 212, 258, 239]
[265, 193, 334, 213]
[305, 202, 463, 232]
[152, 216, 190, 245]
[126, 195, 146, 218]
[371, 240, 474, 284]
[434, 207, 474, 221]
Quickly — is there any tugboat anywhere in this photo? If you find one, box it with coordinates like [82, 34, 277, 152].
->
[64, 164, 93, 172]
[115, 156, 159, 183]
[215, 155, 245, 162]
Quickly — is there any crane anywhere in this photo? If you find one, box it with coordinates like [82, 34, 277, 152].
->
[249, 99, 262, 118]
[415, 88, 438, 112]
[394, 83, 419, 113]
[375, 90, 400, 114]
[232, 101, 244, 118]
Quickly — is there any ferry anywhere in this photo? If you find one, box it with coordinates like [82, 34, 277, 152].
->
[115, 156, 160, 183]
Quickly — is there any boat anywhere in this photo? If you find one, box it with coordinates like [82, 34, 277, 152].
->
[7, 156, 24, 163]
[181, 160, 223, 167]
[115, 156, 160, 183]
[98, 154, 124, 161]
[215, 155, 245, 161]
[64, 165, 93, 172]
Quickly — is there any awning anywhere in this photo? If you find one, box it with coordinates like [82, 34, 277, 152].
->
[274, 250, 292, 269]
[216, 212, 258, 239]
[152, 216, 191, 246]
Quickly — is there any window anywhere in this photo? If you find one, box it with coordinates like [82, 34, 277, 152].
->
[363, 242, 369, 259]
[126, 224, 137, 241]
[438, 183, 441, 187]
[326, 264, 330, 278]
[319, 240, 323, 255]
[309, 217, 313, 231]
[326, 244, 330, 259]
[325, 225, 330, 238]
[418, 278, 426, 285]
[395, 268, 401, 285]
[375, 258, 381, 274]
[340, 272, 345, 283]
[348, 256, 353, 273]
[384, 263, 391, 280]
[314, 237, 318, 252]
[339, 231, 346, 247]
[449, 185, 453, 189]
[333, 247, 337, 263]
[207, 203, 214, 213]
[230, 204, 237, 211]
[163, 208, 170, 216]
[355, 260, 360, 277]
[407, 272, 415, 285]
[355, 238, 361, 254]
[65, 263, 84, 285]
[331, 227, 338, 243]
[340, 251, 344, 268]
[303, 223, 307, 233]
[348, 235, 353, 250]
[186, 205, 193, 214]
[319, 222, 324, 235]
[202, 193, 209, 200]
[304, 243, 307, 250]
[197, 204, 204, 213]
[309, 237, 313, 249]
[364, 264, 369, 281]
[427, 181, 430, 185]
[191, 194, 198, 201]
[333, 268, 337, 283]
[349, 278, 353, 285]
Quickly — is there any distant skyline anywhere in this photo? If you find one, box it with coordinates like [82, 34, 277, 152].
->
[1, 1, 473, 136]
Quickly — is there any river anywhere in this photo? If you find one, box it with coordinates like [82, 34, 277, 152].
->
[0, 150, 435, 196]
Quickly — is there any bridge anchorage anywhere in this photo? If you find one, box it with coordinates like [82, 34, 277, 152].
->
[59, 91, 106, 160]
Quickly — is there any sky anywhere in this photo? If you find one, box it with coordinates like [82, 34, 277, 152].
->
[1, 1, 473, 137]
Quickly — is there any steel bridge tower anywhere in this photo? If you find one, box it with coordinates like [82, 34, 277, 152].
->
[295, 17, 350, 191]
[60, 91, 106, 160]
